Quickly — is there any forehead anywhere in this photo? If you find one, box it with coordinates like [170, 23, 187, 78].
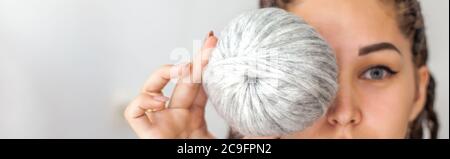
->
[288, 0, 404, 54]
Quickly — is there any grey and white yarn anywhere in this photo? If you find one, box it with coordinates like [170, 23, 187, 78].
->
[203, 8, 338, 136]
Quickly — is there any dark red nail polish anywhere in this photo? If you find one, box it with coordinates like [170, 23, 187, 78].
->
[208, 31, 214, 37]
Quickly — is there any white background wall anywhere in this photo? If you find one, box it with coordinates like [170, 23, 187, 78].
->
[0, 0, 447, 139]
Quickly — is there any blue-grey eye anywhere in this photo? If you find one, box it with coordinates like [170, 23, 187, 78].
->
[362, 66, 397, 80]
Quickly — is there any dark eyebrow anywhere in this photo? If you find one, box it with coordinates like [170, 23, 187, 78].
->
[359, 42, 402, 56]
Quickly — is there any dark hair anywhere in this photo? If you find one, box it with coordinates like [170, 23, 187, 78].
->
[392, 0, 439, 139]
[253, 0, 439, 139]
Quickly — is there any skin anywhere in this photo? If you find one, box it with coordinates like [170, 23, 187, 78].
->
[124, 0, 430, 139]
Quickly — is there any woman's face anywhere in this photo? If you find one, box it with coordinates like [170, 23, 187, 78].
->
[273, 0, 430, 138]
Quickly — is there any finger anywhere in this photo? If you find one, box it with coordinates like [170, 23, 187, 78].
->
[124, 94, 169, 138]
[168, 63, 200, 109]
[169, 32, 217, 109]
[142, 64, 173, 93]
[201, 31, 218, 66]
[141, 94, 169, 112]
[193, 31, 218, 83]
[125, 93, 169, 119]
[204, 31, 218, 48]
[191, 32, 217, 109]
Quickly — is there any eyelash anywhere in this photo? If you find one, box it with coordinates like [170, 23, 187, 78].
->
[361, 65, 398, 81]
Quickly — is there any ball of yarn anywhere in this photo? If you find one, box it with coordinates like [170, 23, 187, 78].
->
[202, 8, 338, 136]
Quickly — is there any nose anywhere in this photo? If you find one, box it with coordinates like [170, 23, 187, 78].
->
[326, 85, 362, 127]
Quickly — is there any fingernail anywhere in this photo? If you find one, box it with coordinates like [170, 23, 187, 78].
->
[208, 31, 214, 37]
[153, 96, 169, 102]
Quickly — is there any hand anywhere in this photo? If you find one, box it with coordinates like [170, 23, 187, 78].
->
[124, 32, 218, 139]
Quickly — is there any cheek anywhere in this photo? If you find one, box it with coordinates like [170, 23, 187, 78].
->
[357, 76, 416, 138]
